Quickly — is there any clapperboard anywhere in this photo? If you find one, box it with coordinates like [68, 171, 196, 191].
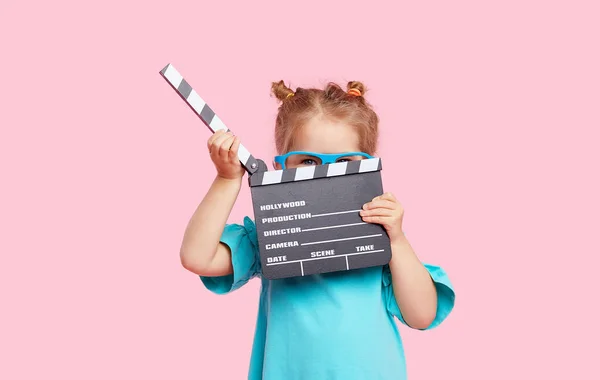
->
[160, 63, 392, 280]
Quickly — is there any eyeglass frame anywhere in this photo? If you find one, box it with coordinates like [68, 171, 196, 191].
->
[273, 151, 374, 170]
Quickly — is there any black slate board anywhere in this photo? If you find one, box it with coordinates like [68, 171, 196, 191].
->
[249, 159, 391, 280]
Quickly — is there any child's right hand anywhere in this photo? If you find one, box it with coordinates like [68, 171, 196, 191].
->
[207, 130, 245, 180]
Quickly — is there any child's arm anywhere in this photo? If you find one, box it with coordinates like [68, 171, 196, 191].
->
[361, 192, 439, 329]
[386, 236, 438, 329]
[179, 130, 246, 277]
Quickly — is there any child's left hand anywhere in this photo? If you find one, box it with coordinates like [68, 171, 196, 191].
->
[360, 192, 405, 243]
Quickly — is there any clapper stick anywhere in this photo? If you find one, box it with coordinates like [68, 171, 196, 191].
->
[159, 63, 265, 175]
[159, 63, 391, 280]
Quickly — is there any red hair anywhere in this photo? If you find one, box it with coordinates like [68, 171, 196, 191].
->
[270, 80, 379, 155]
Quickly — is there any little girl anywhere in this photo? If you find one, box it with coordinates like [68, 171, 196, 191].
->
[180, 80, 455, 379]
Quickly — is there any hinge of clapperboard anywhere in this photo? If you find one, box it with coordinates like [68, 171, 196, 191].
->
[159, 63, 269, 178]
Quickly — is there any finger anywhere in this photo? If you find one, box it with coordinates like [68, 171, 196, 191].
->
[373, 192, 396, 202]
[218, 133, 236, 159]
[210, 132, 232, 161]
[361, 215, 390, 225]
[220, 132, 236, 150]
[363, 199, 396, 210]
[228, 136, 241, 162]
[360, 208, 394, 217]
[208, 130, 229, 154]
[211, 131, 232, 153]
[380, 192, 396, 201]
[207, 129, 227, 151]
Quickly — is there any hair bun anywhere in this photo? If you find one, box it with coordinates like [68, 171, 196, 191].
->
[347, 81, 366, 96]
[271, 80, 295, 101]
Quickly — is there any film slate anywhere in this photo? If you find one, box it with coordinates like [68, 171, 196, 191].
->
[160, 63, 392, 280]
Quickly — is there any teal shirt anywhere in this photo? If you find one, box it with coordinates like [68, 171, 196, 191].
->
[201, 217, 455, 379]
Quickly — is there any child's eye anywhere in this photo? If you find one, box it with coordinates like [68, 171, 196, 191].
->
[301, 159, 318, 165]
[336, 156, 358, 163]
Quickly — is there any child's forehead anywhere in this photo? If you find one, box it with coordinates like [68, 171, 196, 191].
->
[288, 117, 361, 153]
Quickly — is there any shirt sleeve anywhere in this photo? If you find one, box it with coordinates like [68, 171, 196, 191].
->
[382, 262, 455, 330]
[199, 216, 261, 295]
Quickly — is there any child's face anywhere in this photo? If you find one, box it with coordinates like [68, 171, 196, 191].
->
[274, 115, 368, 170]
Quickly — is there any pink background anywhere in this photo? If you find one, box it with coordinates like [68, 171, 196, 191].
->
[1, 0, 599, 378]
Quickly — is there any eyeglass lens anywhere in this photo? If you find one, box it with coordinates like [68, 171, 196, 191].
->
[284, 153, 368, 169]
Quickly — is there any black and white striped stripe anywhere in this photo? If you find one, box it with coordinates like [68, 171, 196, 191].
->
[159, 63, 260, 174]
[249, 158, 382, 187]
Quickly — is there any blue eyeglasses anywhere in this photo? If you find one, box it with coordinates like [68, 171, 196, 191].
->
[274, 151, 374, 170]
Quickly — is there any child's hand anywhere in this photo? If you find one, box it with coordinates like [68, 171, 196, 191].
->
[207, 130, 245, 180]
[360, 192, 406, 243]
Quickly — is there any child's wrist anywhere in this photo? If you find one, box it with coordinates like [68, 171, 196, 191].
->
[388, 229, 407, 245]
[215, 174, 243, 188]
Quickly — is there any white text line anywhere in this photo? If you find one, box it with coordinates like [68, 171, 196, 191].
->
[301, 234, 382, 246]
[312, 210, 361, 218]
[302, 222, 366, 232]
